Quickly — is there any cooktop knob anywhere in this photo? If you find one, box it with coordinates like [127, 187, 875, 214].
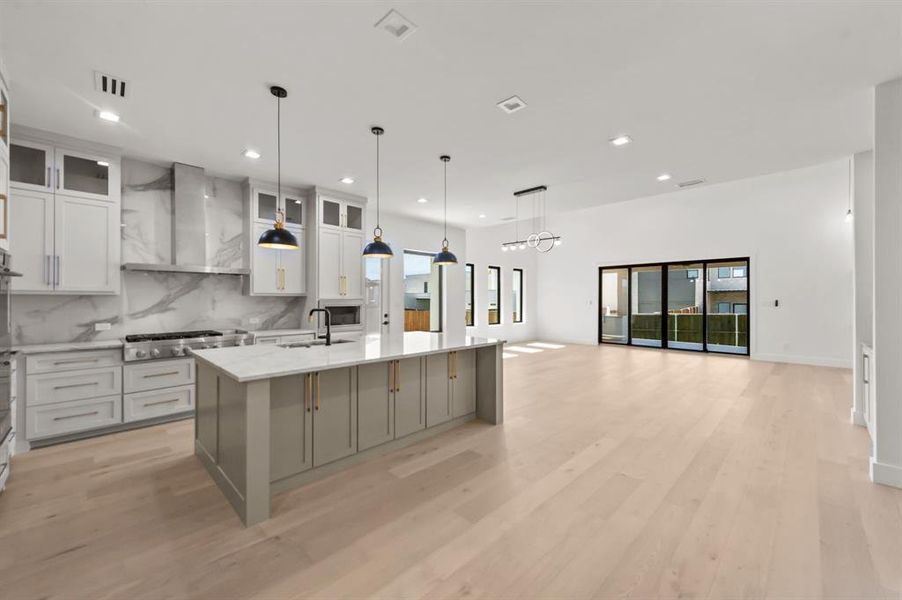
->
[135, 349, 147, 358]
[150, 348, 161, 358]
[171, 347, 183, 357]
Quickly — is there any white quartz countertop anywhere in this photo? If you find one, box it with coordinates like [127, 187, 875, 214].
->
[13, 339, 124, 355]
[192, 332, 505, 382]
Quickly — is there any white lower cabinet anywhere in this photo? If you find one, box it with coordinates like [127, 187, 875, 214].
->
[124, 385, 194, 423]
[123, 358, 194, 394]
[26, 395, 122, 440]
[26, 366, 122, 407]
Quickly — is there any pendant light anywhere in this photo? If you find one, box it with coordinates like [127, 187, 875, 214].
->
[258, 85, 299, 250]
[362, 126, 394, 258]
[433, 155, 458, 265]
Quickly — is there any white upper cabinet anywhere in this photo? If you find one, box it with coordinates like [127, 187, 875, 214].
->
[316, 194, 365, 300]
[245, 181, 308, 296]
[8, 132, 121, 295]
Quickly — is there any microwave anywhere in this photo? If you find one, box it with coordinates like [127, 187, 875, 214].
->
[318, 299, 363, 333]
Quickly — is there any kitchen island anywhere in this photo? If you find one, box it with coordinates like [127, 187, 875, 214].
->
[191, 332, 505, 526]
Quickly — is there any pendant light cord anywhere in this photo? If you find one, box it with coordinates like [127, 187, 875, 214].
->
[443, 159, 448, 242]
[277, 95, 281, 204]
[376, 132, 381, 232]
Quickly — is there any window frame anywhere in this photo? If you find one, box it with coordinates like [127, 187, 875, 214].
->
[512, 268, 524, 323]
[465, 263, 475, 327]
[487, 265, 501, 326]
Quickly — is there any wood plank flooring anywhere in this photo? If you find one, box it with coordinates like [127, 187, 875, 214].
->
[1, 343, 900, 599]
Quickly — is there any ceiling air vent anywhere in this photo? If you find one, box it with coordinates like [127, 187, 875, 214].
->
[94, 71, 128, 98]
[497, 95, 527, 114]
[375, 9, 418, 42]
[676, 178, 706, 188]
[500, 216, 517, 222]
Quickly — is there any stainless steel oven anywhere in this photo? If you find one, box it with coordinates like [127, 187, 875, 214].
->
[318, 299, 363, 334]
[0, 249, 22, 480]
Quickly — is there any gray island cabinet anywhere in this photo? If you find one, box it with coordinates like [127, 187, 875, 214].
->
[191, 332, 504, 526]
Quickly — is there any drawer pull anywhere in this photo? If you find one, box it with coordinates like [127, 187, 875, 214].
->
[53, 410, 100, 421]
[53, 358, 100, 366]
[142, 371, 181, 379]
[144, 398, 180, 407]
[52, 381, 99, 390]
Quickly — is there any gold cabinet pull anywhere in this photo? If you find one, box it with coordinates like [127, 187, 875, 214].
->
[304, 373, 311, 412]
[315, 372, 321, 411]
[388, 361, 394, 394]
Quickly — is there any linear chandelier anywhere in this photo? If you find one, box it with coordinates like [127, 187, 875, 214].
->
[501, 185, 562, 253]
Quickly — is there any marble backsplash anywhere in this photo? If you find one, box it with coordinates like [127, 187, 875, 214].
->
[11, 158, 302, 345]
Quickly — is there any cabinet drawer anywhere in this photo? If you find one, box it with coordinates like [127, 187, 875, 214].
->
[124, 358, 194, 394]
[256, 336, 280, 346]
[124, 385, 194, 423]
[26, 348, 122, 374]
[26, 395, 122, 440]
[27, 366, 122, 407]
[280, 334, 315, 344]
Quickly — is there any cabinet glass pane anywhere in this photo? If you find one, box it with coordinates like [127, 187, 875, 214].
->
[283, 196, 303, 225]
[345, 204, 363, 230]
[256, 192, 278, 221]
[322, 199, 341, 227]
[10, 144, 48, 187]
[62, 154, 109, 196]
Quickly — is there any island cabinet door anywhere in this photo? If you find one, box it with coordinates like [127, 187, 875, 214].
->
[425, 353, 451, 428]
[270, 374, 313, 482]
[452, 350, 477, 418]
[394, 357, 425, 439]
[357, 361, 394, 452]
[313, 367, 357, 467]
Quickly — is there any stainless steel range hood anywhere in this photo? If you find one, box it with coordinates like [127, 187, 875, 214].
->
[122, 163, 250, 276]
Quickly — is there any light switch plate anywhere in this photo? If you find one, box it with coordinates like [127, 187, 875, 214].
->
[94, 322, 112, 331]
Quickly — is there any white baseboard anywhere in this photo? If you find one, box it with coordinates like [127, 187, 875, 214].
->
[850, 408, 867, 427]
[752, 353, 852, 369]
[871, 458, 902, 489]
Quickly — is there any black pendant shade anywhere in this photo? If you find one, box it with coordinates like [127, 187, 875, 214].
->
[258, 85, 299, 250]
[433, 155, 458, 265]
[363, 126, 394, 258]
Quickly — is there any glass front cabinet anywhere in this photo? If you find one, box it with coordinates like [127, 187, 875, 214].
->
[246, 181, 307, 296]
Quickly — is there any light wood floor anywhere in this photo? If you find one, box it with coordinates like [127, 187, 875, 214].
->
[1, 344, 901, 599]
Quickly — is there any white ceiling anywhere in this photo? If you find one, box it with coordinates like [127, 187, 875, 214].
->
[2, 1, 900, 228]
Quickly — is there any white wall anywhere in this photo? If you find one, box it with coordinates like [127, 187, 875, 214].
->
[531, 159, 853, 367]
[465, 225, 538, 342]
[367, 210, 467, 336]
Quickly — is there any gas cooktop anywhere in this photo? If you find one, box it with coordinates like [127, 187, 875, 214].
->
[122, 329, 254, 361]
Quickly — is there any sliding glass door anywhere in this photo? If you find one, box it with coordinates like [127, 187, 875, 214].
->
[599, 267, 629, 344]
[630, 265, 663, 347]
[705, 260, 749, 354]
[667, 263, 704, 351]
[599, 258, 750, 355]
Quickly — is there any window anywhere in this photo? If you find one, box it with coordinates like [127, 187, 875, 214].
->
[716, 302, 730, 313]
[488, 266, 501, 325]
[512, 269, 524, 323]
[717, 267, 732, 279]
[465, 263, 474, 326]
[733, 303, 748, 314]
[686, 269, 699, 280]
[732, 266, 747, 278]
[403, 251, 443, 332]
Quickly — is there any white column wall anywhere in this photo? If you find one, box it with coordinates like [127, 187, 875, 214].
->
[872, 78, 902, 488]
[852, 150, 874, 429]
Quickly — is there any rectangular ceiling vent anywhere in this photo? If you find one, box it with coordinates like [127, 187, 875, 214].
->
[94, 71, 128, 98]
[500, 216, 517, 222]
[497, 95, 527, 114]
[375, 9, 418, 42]
[676, 178, 706, 188]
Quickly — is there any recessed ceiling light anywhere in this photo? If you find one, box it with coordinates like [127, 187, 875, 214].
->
[479, 214, 486, 219]
[96, 160, 110, 167]
[97, 110, 120, 123]
[609, 135, 632, 147]
[417, 197, 428, 204]
[497, 95, 527, 114]
[656, 173, 672, 182]
[340, 177, 355, 185]
[243, 149, 261, 159]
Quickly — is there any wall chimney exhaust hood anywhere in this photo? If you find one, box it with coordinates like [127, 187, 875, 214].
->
[122, 163, 250, 276]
